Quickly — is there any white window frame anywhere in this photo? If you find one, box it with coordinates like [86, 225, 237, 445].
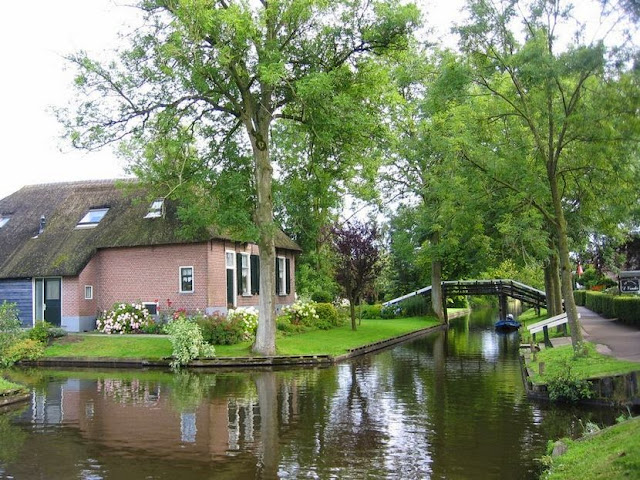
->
[277, 256, 286, 296]
[76, 208, 109, 229]
[144, 199, 164, 219]
[179, 266, 194, 293]
[142, 302, 158, 315]
[225, 250, 236, 306]
[240, 253, 251, 296]
[84, 285, 93, 300]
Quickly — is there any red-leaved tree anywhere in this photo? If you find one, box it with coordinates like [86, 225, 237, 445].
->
[331, 221, 383, 331]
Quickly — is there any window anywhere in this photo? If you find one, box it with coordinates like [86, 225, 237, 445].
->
[84, 285, 93, 300]
[240, 253, 250, 295]
[276, 257, 286, 295]
[180, 266, 194, 293]
[143, 302, 158, 315]
[77, 208, 109, 228]
[0, 216, 9, 228]
[144, 199, 164, 218]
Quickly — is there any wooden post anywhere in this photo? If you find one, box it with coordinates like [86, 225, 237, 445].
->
[499, 293, 508, 320]
[543, 325, 553, 348]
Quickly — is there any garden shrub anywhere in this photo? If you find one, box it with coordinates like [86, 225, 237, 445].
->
[314, 302, 340, 329]
[381, 304, 401, 319]
[613, 296, 640, 326]
[27, 321, 66, 343]
[282, 300, 319, 327]
[0, 301, 22, 364]
[360, 304, 382, 319]
[573, 290, 586, 306]
[400, 296, 430, 317]
[311, 291, 333, 303]
[584, 291, 605, 314]
[197, 313, 245, 345]
[1, 338, 45, 367]
[546, 360, 593, 403]
[276, 315, 305, 335]
[97, 303, 152, 334]
[165, 318, 215, 369]
[600, 294, 616, 319]
[227, 307, 259, 341]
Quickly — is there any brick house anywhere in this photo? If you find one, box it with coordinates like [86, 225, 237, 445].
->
[0, 180, 300, 331]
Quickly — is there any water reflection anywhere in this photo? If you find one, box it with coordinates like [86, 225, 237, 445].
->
[1, 310, 623, 479]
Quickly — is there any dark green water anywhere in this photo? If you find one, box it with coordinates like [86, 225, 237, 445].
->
[0, 310, 621, 479]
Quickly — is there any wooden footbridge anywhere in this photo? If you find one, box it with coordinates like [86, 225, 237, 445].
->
[383, 279, 546, 322]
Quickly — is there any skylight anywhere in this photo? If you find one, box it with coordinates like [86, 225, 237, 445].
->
[0, 216, 9, 228]
[144, 199, 164, 219]
[77, 208, 109, 228]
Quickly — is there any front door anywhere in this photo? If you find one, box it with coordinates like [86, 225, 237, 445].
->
[35, 278, 62, 327]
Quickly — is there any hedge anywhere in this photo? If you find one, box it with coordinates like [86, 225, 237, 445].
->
[575, 290, 640, 326]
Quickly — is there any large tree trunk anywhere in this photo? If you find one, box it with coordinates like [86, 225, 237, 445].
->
[549, 173, 583, 348]
[349, 300, 357, 331]
[430, 231, 445, 322]
[251, 122, 278, 356]
[549, 251, 563, 315]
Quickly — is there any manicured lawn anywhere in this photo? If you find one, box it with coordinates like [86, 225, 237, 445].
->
[528, 342, 640, 384]
[0, 377, 25, 395]
[544, 416, 640, 480]
[44, 335, 173, 359]
[44, 316, 442, 359]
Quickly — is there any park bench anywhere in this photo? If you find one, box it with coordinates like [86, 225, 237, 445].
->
[526, 312, 578, 348]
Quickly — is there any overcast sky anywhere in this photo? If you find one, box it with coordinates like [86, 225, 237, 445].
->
[0, 0, 620, 200]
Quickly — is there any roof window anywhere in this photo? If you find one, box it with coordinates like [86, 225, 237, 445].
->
[0, 216, 9, 228]
[144, 199, 164, 219]
[77, 208, 109, 228]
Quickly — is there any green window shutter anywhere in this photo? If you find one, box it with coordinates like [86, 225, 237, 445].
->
[251, 254, 260, 295]
[286, 258, 291, 295]
[236, 253, 243, 294]
[275, 257, 281, 295]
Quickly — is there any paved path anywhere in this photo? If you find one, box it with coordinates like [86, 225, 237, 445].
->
[575, 306, 640, 363]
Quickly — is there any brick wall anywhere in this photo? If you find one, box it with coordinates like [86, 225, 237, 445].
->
[95, 243, 210, 314]
[63, 256, 98, 318]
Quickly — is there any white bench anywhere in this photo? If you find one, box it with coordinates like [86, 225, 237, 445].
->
[526, 313, 578, 347]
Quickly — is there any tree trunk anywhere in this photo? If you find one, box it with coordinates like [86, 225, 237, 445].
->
[430, 231, 445, 322]
[251, 123, 278, 356]
[549, 172, 583, 348]
[543, 259, 555, 315]
[349, 299, 357, 331]
[549, 251, 563, 315]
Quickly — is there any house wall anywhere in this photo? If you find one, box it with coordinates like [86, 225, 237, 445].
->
[62, 258, 98, 332]
[0, 278, 33, 327]
[94, 243, 210, 315]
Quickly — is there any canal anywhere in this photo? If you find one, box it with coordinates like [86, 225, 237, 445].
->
[0, 309, 622, 479]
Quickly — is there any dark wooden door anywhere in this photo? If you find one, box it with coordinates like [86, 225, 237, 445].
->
[44, 278, 61, 327]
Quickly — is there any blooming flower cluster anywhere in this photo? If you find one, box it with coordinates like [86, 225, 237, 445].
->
[282, 300, 319, 326]
[227, 307, 259, 341]
[96, 303, 152, 334]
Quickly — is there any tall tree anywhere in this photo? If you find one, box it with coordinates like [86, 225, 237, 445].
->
[59, 0, 419, 355]
[456, 0, 640, 348]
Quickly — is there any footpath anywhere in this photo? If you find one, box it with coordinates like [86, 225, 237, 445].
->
[551, 306, 640, 363]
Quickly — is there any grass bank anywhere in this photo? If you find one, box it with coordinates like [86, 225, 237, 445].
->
[0, 378, 25, 395]
[527, 343, 639, 384]
[542, 416, 640, 480]
[44, 316, 442, 360]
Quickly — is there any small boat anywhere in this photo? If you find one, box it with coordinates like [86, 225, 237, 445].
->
[495, 314, 521, 331]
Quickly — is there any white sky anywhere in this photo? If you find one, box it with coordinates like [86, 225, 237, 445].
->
[0, 0, 621, 201]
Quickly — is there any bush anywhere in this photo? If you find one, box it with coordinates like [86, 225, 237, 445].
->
[1, 338, 45, 367]
[27, 321, 66, 343]
[573, 290, 586, 306]
[0, 301, 22, 363]
[165, 318, 215, 369]
[97, 303, 152, 334]
[282, 300, 319, 327]
[276, 315, 306, 335]
[311, 291, 333, 303]
[585, 291, 606, 314]
[360, 304, 382, 319]
[314, 303, 340, 329]
[546, 361, 593, 403]
[227, 307, 259, 341]
[380, 304, 401, 319]
[613, 296, 640, 326]
[400, 296, 430, 317]
[197, 313, 245, 345]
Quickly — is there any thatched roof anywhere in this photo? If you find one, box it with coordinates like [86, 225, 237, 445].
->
[0, 180, 301, 279]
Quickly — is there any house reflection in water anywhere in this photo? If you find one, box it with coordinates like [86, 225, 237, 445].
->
[16, 375, 265, 462]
